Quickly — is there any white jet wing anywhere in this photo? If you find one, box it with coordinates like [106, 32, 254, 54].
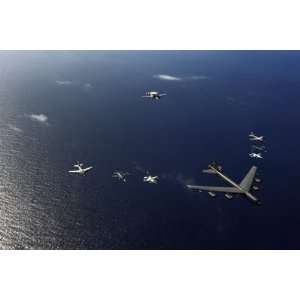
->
[83, 166, 93, 172]
[68, 169, 81, 173]
[187, 185, 241, 194]
[159, 93, 167, 97]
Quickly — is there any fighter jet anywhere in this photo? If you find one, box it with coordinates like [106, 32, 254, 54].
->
[252, 145, 266, 152]
[142, 91, 167, 100]
[112, 171, 130, 182]
[68, 162, 93, 175]
[249, 152, 263, 159]
[249, 132, 264, 142]
[143, 175, 159, 184]
[186, 162, 261, 205]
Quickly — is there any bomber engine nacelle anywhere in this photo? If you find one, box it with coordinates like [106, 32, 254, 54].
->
[225, 193, 233, 199]
[208, 192, 216, 197]
[203, 169, 217, 174]
[208, 162, 222, 171]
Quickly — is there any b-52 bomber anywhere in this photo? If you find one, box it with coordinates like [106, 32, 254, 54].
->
[186, 162, 261, 205]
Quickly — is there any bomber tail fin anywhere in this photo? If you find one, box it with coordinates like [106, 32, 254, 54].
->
[239, 166, 257, 192]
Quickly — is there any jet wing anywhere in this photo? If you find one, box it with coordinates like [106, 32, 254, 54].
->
[83, 167, 93, 172]
[68, 169, 81, 173]
[187, 185, 242, 194]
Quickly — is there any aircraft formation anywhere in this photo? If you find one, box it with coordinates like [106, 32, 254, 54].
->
[248, 132, 266, 160]
[67, 91, 266, 206]
[185, 131, 266, 205]
[69, 163, 159, 185]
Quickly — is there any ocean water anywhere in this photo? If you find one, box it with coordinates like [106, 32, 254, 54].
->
[0, 51, 299, 249]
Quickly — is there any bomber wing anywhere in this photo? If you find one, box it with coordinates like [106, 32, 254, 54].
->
[186, 185, 241, 194]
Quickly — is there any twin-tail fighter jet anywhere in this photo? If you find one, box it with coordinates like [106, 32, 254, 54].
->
[68, 162, 93, 175]
[249, 152, 263, 159]
[186, 162, 261, 205]
[249, 132, 264, 142]
[143, 174, 159, 184]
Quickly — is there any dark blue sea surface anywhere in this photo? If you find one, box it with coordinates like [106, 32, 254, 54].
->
[0, 51, 299, 249]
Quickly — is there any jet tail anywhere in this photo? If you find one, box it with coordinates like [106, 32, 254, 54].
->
[239, 166, 257, 192]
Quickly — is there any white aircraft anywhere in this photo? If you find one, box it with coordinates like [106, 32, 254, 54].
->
[68, 162, 93, 175]
[249, 132, 264, 142]
[112, 171, 130, 182]
[249, 152, 263, 159]
[143, 175, 159, 184]
[142, 91, 167, 100]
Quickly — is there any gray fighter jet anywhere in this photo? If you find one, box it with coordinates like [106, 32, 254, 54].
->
[112, 171, 130, 182]
[252, 145, 266, 152]
[186, 162, 261, 205]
